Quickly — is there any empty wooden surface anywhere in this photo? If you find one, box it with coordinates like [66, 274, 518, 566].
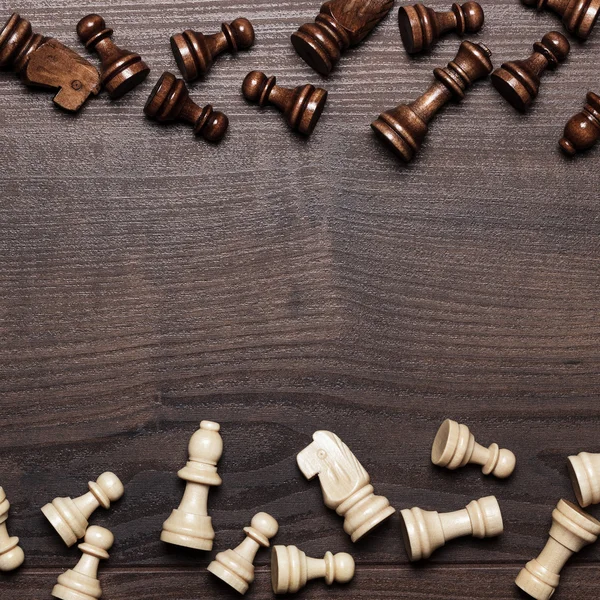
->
[0, 0, 599, 598]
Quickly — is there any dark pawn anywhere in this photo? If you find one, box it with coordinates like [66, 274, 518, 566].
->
[371, 41, 492, 162]
[398, 2, 484, 54]
[171, 18, 255, 81]
[144, 72, 228, 142]
[559, 92, 600, 155]
[491, 32, 569, 113]
[242, 71, 328, 136]
[521, 0, 600, 40]
[77, 14, 150, 99]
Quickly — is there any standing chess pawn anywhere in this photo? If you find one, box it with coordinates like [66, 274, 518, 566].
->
[568, 452, 600, 507]
[208, 512, 279, 594]
[77, 14, 150, 99]
[52, 526, 113, 600]
[41, 472, 124, 547]
[0, 487, 25, 572]
[431, 418, 516, 478]
[400, 496, 503, 561]
[271, 545, 355, 594]
[521, 0, 600, 40]
[516, 500, 600, 600]
[242, 71, 328, 136]
[398, 2, 484, 54]
[171, 18, 255, 81]
[144, 72, 229, 142]
[371, 41, 493, 162]
[559, 92, 600, 155]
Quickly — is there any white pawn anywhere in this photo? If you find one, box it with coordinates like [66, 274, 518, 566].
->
[0, 487, 25, 571]
[161, 420, 223, 550]
[52, 526, 113, 600]
[42, 472, 124, 547]
[271, 545, 355, 594]
[567, 452, 600, 507]
[207, 512, 279, 594]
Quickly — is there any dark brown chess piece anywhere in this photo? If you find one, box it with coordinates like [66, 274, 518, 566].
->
[242, 71, 328, 136]
[171, 18, 255, 82]
[77, 14, 150, 99]
[398, 2, 484, 54]
[521, 0, 600, 40]
[0, 13, 100, 111]
[491, 32, 569, 113]
[144, 72, 228, 142]
[371, 41, 492, 162]
[291, 0, 394, 75]
[559, 92, 600, 155]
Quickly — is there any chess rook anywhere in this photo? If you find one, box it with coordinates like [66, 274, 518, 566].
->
[161, 420, 223, 550]
[431, 418, 516, 478]
[371, 41, 492, 162]
[171, 18, 255, 81]
[42, 472, 124, 547]
[52, 526, 113, 600]
[400, 496, 503, 561]
[559, 92, 600, 155]
[0, 487, 24, 572]
[516, 500, 600, 600]
[297, 430, 395, 542]
[568, 452, 600, 506]
[398, 2, 484, 54]
[144, 72, 228, 142]
[521, 0, 600, 39]
[271, 545, 355, 594]
[208, 512, 279, 594]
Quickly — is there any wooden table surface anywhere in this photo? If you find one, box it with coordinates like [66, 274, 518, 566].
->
[1, 0, 599, 598]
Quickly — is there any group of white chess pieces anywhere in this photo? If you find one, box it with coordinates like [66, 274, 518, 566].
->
[1, 419, 600, 600]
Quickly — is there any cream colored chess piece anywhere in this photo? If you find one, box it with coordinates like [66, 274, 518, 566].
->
[516, 499, 600, 600]
[42, 472, 124, 547]
[52, 525, 113, 600]
[161, 420, 223, 550]
[568, 452, 600, 507]
[207, 512, 278, 594]
[431, 419, 516, 478]
[297, 430, 395, 542]
[400, 496, 503, 561]
[0, 487, 24, 571]
[271, 545, 355, 594]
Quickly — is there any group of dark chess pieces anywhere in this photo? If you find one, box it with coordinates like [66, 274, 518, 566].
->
[0, 1, 599, 162]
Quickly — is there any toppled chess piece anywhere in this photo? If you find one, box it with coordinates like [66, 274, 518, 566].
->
[431, 418, 516, 478]
[516, 499, 600, 600]
[568, 451, 600, 506]
[77, 14, 150, 99]
[161, 420, 223, 550]
[271, 545, 355, 594]
[242, 71, 328, 136]
[291, 0, 394, 75]
[208, 512, 279, 594]
[144, 72, 228, 141]
[0, 13, 100, 111]
[41, 472, 124, 547]
[0, 487, 24, 572]
[171, 18, 255, 81]
[297, 430, 395, 542]
[520, 0, 600, 40]
[398, 2, 484, 54]
[400, 496, 503, 561]
[371, 41, 493, 162]
[559, 92, 600, 155]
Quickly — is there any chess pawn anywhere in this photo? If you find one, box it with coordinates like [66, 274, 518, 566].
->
[400, 496, 503, 561]
[171, 18, 255, 81]
[431, 418, 516, 478]
[271, 545, 355, 594]
[242, 71, 328, 136]
[521, 0, 600, 40]
[207, 512, 279, 594]
[297, 430, 395, 542]
[41, 472, 124, 547]
[398, 2, 484, 54]
[77, 14, 150, 99]
[515, 499, 600, 600]
[371, 41, 493, 162]
[559, 92, 600, 155]
[144, 72, 228, 142]
[161, 420, 223, 550]
[568, 452, 600, 507]
[0, 487, 25, 572]
[52, 526, 113, 600]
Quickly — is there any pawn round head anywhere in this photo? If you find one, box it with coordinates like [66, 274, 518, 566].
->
[188, 420, 223, 463]
[540, 31, 570, 63]
[84, 526, 114, 551]
[97, 472, 125, 502]
[199, 110, 229, 142]
[492, 449, 516, 478]
[229, 18, 255, 50]
[251, 512, 279, 540]
[0, 545, 24, 572]
[76, 14, 110, 47]
[332, 552, 355, 584]
[242, 70, 270, 104]
[461, 2, 485, 32]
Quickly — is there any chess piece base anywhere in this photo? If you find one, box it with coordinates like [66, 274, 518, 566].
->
[515, 560, 557, 600]
[103, 57, 150, 99]
[291, 29, 335, 76]
[371, 112, 423, 162]
[491, 66, 537, 113]
[350, 503, 396, 542]
[207, 558, 250, 594]
[296, 87, 328, 135]
[41, 502, 80, 547]
[160, 509, 214, 550]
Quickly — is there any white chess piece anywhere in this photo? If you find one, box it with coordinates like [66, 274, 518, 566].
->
[0, 487, 25, 571]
